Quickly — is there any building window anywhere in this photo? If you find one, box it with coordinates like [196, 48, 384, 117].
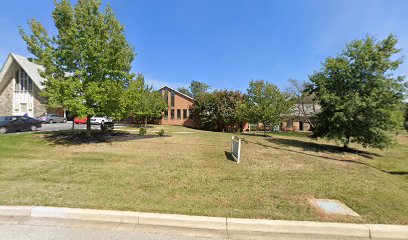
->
[16, 68, 32, 91]
[163, 90, 168, 103]
[177, 109, 181, 119]
[170, 91, 175, 108]
[164, 110, 168, 120]
[287, 120, 293, 128]
[171, 109, 175, 119]
[15, 72, 20, 90]
[189, 109, 193, 119]
[28, 78, 33, 91]
[183, 109, 187, 119]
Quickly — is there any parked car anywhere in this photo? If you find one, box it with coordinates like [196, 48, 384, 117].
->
[90, 116, 113, 125]
[0, 116, 42, 134]
[74, 117, 88, 124]
[39, 114, 66, 123]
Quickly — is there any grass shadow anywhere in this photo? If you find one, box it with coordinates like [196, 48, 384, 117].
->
[386, 171, 408, 176]
[267, 138, 381, 159]
[41, 130, 169, 146]
[246, 138, 405, 177]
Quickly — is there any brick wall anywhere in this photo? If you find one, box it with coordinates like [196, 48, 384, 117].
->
[160, 88, 195, 127]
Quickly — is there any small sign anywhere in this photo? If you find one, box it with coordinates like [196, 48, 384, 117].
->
[231, 136, 242, 163]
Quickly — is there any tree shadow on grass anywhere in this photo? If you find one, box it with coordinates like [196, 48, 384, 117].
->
[247, 139, 391, 176]
[266, 138, 381, 159]
[246, 137, 408, 177]
[385, 171, 408, 176]
[41, 130, 169, 146]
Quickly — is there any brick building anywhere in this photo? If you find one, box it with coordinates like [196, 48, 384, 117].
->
[158, 86, 196, 127]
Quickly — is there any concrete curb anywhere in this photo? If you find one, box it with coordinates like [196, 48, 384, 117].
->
[1, 206, 407, 239]
[227, 218, 369, 238]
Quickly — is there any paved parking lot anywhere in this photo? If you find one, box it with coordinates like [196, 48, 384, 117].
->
[4, 122, 102, 135]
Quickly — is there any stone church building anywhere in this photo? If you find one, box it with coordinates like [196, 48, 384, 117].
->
[0, 53, 49, 118]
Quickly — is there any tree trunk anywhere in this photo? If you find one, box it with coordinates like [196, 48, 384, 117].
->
[72, 118, 75, 130]
[343, 136, 350, 150]
[263, 122, 267, 136]
[144, 117, 147, 128]
[307, 119, 314, 129]
[86, 116, 91, 138]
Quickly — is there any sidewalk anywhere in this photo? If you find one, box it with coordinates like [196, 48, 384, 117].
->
[1, 206, 407, 239]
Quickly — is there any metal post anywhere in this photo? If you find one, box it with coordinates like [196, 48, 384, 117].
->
[237, 138, 241, 163]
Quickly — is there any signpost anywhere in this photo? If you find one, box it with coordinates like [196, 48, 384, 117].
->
[231, 136, 242, 163]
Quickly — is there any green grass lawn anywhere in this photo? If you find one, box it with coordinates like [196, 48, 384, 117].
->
[0, 125, 407, 224]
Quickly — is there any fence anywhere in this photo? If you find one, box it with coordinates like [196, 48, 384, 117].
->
[231, 136, 242, 163]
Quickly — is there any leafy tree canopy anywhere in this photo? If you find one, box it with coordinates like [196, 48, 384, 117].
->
[189, 80, 210, 98]
[241, 80, 295, 135]
[177, 87, 193, 97]
[19, 0, 135, 135]
[124, 74, 167, 127]
[193, 90, 243, 132]
[308, 34, 406, 149]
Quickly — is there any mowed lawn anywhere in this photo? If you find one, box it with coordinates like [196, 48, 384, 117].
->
[0, 125, 407, 224]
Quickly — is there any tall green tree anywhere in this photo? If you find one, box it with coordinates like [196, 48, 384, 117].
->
[193, 92, 218, 130]
[177, 87, 193, 97]
[124, 74, 167, 127]
[242, 80, 294, 135]
[19, 0, 135, 136]
[308, 35, 406, 149]
[193, 90, 243, 132]
[189, 80, 210, 98]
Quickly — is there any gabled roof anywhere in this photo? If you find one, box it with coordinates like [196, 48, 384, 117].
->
[0, 53, 46, 90]
[158, 85, 195, 101]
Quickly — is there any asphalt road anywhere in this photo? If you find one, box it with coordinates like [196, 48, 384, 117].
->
[39, 121, 101, 132]
[0, 217, 370, 240]
[4, 121, 102, 135]
[0, 224, 222, 240]
[0, 217, 228, 240]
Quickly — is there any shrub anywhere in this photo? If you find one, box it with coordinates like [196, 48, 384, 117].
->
[139, 127, 147, 136]
[157, 129, 165, 136]
[101, 122, 114, 133]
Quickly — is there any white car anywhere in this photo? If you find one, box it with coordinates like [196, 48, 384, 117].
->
[90, 116, 113, 125]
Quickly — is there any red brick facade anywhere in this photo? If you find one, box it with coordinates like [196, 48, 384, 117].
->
[159, 86, 196, 127]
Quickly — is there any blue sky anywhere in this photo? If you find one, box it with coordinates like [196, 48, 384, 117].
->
[1, 0, 407, 92]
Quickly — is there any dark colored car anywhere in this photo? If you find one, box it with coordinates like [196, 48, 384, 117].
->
[0, 116, 42, 134]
